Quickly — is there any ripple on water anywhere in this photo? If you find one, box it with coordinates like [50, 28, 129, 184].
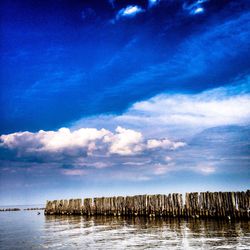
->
[0, 212, 249, 249]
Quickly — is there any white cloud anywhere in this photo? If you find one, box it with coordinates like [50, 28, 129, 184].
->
[108, 126, 144, 155]
[183, 0, 208, 15]
[73, 83, 250, 138]
[108, 127, 185, 155]
[128, 92, 250, 128]
[120, 86, 250, 138]
[123, 161, 150, 166]
[0, 126, 184, 158]
[116, 5, 144, 19]
[147, 138, 186, 150]
[152, 162, 216, 176]
[193, 7, 204, 14]
[0, 127, 111, 155]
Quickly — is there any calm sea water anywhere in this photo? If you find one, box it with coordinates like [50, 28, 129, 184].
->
[0, 208, 249, 249]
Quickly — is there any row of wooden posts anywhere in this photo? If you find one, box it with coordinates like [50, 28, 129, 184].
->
[45, 190, 250, 219]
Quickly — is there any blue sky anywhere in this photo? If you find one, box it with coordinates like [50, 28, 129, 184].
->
[0, 0, 250, 205]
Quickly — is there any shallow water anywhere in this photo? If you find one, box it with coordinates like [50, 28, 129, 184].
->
[0, 209, 249, 249]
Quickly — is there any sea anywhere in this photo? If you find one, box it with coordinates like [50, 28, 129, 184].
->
[0, 205, 249, 249]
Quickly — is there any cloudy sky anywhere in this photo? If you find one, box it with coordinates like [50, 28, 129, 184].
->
[0, 0, 250, 205]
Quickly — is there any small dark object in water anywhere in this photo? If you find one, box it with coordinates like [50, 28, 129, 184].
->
[37, 212, 40, 215]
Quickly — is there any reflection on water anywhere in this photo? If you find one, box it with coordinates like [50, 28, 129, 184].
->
[43, 215, 250, 249]
[0, 210, 249, 249]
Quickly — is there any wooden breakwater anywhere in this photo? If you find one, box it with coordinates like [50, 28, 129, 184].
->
[45, 190, 250, 219]
[0, 208, 21, 212]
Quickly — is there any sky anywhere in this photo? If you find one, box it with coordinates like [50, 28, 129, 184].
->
[0, 0, 250, 205]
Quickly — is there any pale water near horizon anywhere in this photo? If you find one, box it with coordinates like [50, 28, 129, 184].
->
[0, 209, 249, 249]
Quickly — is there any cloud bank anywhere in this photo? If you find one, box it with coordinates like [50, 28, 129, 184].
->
[73, 82, 250, 138]
[1, 83, 249, 182]
[0, 126, 185, 160]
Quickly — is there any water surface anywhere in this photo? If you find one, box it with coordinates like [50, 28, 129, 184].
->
[0, 209, 249, 249]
